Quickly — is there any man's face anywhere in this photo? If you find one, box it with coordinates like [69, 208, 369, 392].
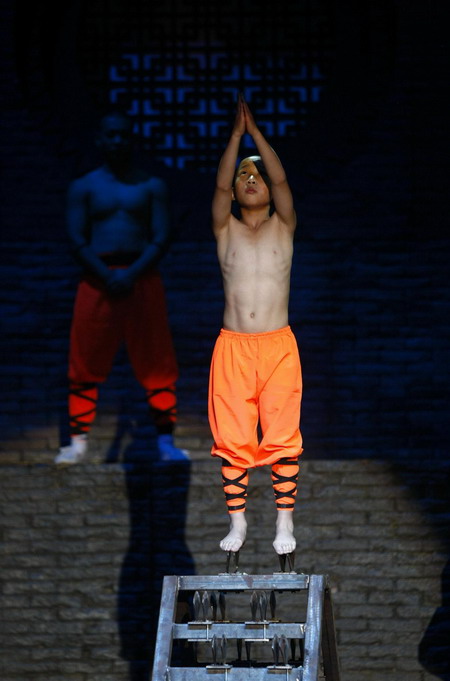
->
[97, 114, 132, 163]
[233, 157, 271, 206]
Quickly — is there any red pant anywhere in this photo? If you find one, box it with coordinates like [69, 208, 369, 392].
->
[68, 269, 178, 433]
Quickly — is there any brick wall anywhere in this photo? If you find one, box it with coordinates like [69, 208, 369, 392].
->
[0, 458, 447, 681]
[1, 0, 450, 679]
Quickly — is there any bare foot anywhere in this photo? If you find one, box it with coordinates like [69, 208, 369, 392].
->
[273, 510, 296, 555]
[220, 512, 247, 552]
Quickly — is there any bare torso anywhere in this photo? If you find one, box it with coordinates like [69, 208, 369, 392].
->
[84, 167, 154, 254]
[216, 214, 294, 333]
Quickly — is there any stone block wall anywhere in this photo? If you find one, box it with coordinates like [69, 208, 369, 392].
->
[0, 454, 447, 681]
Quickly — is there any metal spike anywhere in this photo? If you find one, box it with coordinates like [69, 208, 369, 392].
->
[278, 554, 287, 572]
[287, 550, 295, 572]
[210, 591, 218, 621]
[279, 634, 288, 664]
[236, 639, 243, 661]
[219, 592, 226, 621]
[259, 591, 268, 621]
[245, 640, 252, 664]
[225, 551, 232, 573]
[270, 590, 277, 620]
[290, 637, 296, 661]
[234, 549, 240, 572]
[225, 549, 240, 574]
[250, 590, 258, 620]
[299, 637, 305, 663]
[221, 635, 227, 665]
[193, 590, 201, 620]
[202, 590, 210, 620]
[271, 634, 280, 665]
[211, 634, 218, 665]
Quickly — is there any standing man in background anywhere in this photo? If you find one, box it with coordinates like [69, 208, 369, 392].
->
[55, 111, 188, 465]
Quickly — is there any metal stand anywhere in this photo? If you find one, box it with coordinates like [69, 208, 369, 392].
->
[152, 572, 340, 681]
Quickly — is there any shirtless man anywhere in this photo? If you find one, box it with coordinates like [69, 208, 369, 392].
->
[55, 111, 188, 464]
[208, 95, 303, 556]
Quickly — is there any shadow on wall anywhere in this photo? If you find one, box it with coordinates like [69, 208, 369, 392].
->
[419, 557, 450, 681]
[113, 431, 195, 681]
[391, 461, 450, 681]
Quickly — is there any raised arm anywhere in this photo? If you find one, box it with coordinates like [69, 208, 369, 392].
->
[212, 96, 246, 236]
[243, 99, 296, 232]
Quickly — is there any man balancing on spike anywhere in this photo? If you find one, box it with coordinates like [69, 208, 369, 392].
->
[208, 95, 303, 562]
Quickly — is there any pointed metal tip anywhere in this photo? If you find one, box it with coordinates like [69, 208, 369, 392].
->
[225, 549, 240, 574]
[287, 550, 295, 572]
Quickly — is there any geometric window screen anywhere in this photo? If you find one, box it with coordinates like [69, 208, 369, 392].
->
[80, 0, 335, 172]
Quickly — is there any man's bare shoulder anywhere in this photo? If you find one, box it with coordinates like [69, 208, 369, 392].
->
[146, 174, 168, 197]
[72, 167, 167, 194]
[70, 167, 104, 190]
[266, 209, 297, 236]
[128, 168, 168, 197]
[214, 213, 242, 240]
[67, 172, 95, 200]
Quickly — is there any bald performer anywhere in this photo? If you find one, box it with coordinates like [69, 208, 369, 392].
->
[55, 112, 188, 465]
[208, 96, 303, 557]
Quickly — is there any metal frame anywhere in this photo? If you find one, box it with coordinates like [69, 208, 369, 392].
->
[152, 573, 340, 681]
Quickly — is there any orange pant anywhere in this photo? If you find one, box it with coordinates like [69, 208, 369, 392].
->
[208, 326, 303, 469]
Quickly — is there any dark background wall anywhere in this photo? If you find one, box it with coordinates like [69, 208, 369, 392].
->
[1, 1, 449, 680]
[1, 0, 448, 459]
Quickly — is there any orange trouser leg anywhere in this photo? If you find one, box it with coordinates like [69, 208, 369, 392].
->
[222, 460, 249, 514]
[69, 381, 98, 436]
[209, 327, 302, 469]
[271, 457, 299, 510]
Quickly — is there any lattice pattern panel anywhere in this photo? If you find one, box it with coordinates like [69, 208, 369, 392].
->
[80, 0, 335, 171]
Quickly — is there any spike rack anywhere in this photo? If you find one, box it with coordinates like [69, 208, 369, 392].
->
[152, 568, 340, 681]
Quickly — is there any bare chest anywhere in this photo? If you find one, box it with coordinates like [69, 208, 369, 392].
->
[88, 179, 151, 220]
[219, 225, 293, 277]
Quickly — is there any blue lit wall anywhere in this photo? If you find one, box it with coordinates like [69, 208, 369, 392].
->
[109, 54, 326, 170]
